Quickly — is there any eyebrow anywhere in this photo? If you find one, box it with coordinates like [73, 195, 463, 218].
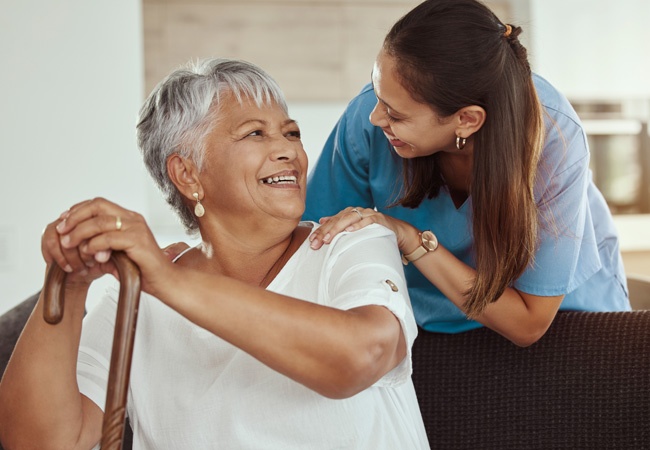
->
[235, 118, 297, 129]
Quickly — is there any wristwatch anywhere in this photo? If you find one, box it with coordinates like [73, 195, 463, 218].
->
[402, 230, 438, 265]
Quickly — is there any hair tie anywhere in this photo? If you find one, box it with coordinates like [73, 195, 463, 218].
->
[503, 24, 512, 38]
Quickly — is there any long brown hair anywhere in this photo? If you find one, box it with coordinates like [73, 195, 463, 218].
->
[384, 0, 544, 318]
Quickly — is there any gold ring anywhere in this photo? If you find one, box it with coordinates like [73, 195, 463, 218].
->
[115, 216, 122, 231]
[351, 208, 363, 220]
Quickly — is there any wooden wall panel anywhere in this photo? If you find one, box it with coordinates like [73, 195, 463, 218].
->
[143, 1, 512, 101]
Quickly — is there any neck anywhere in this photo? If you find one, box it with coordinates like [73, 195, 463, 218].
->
[180, 219, 304, 286]
[438, 143, 474, 191]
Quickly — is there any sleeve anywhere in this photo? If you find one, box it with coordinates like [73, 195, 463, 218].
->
[321, 225, 418, 387]
[303, 84, 378, 221]
[514, 107, 601, 295]
[76, 283, 120, 413]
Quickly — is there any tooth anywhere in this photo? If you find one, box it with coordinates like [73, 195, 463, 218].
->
[273, 177, 279, 182]
[267, 178, 273, 184]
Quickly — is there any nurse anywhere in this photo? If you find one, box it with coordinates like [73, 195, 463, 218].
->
[305, 0, 630, 346]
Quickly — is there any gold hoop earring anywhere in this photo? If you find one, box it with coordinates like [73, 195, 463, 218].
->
[456, 136, 467, 150]
[193, 192, 205, 218]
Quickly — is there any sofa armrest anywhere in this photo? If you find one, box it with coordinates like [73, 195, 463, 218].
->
[412, 311, 650, 449]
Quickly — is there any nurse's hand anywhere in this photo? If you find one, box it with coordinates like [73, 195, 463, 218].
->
[309, 206, 416, 252]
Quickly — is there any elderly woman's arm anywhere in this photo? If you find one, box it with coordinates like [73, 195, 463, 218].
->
[53, 199, 408, 400]
[155, 268, 406, 399]
[0, 284, 103, 450]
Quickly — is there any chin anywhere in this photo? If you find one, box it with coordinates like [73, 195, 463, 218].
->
[393, 146, 418, 159]
[279, 206, 306, 223]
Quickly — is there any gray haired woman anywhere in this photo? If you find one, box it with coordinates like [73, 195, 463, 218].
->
[0, 58, 429, 449]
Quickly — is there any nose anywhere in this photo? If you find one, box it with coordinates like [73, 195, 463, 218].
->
[369, 101, 386, 128]
[269, 135, 301, 162]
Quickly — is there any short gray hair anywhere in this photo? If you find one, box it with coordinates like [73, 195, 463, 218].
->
[137, 58, 288, 234]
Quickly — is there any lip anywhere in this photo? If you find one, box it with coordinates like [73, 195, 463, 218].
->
[383, 131, 406, 148]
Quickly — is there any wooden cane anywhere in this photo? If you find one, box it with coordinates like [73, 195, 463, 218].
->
[43, 251, 141, 450]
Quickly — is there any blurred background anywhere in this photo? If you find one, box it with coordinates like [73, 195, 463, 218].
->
[1, 0, 649, 314]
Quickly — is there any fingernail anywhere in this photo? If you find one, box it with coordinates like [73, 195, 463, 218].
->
[79, 269, 88, 277]
[56, 220, 66, 232]
[64, 265, 73, 273]
[86, 261, 95, 268]
[323, 233, 331, 243]
[310, 239, 319, 249]
[345, 226, 354, 232]
[95, 250, 111, 263]
[60, 235, 70, 248]
[59, 210, 70, 219]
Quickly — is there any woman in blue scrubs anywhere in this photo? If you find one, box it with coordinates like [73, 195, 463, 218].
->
[305, 0, 630, 346]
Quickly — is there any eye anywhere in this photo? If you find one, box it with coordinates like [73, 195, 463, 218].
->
[286, 130, 301, 140]
[247, 130, 263, 137]
[379, 102, 402, 123]
[386, 111, 402, 123]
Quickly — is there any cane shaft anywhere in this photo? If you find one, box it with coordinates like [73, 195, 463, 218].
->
[43, 251, 141, 450]
[100, 252, 141, 450]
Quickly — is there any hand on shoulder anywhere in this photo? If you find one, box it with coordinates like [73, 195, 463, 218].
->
[308, 206, 414, 252]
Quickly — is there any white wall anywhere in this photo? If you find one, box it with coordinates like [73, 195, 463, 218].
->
[530, 0, 650, 100]
[2, 1, 649, 315]
[0, 0, 350, 316]
[0, 0, 145, 315]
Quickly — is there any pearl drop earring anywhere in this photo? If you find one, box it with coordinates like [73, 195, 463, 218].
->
[193, 192, 205, 218]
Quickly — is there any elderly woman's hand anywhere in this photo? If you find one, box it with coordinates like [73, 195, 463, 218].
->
[52, 198, 173, 294]
[309, 206, 417, 252]
[41, 201, 107, 287]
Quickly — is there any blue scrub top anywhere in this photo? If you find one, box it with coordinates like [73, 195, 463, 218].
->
[304, 74, 630, 333]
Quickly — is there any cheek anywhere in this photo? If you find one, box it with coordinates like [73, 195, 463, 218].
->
[299, 147, 309, 168]
[392, 123, 417, 144]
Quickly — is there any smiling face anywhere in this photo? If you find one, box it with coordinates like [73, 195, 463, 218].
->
[369, 50, 458, 158]
[197, 91, 308, 226]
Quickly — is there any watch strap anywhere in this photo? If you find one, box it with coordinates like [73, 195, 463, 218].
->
[402, 245, 429, 265]
[402, 231, 438, 265]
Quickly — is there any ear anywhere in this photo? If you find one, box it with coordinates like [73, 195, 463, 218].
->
[167, 154, 203, 201]
[455, 105, 486, 139]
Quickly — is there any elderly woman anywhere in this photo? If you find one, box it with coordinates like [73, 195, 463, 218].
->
[0, 59, 429, 449]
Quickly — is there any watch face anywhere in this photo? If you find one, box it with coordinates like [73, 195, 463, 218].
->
[421, 231, 437, 251]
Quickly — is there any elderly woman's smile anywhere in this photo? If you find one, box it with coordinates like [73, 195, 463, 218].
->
[259, 172, 299, 185]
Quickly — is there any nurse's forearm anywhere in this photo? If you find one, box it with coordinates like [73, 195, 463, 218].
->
[411, 246, 562, 346]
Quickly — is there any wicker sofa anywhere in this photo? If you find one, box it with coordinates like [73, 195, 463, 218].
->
[1, 293, 649, 449]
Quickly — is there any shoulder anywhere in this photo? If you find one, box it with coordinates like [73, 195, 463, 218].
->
[533, 73, 581, 122]
[336, 223, 397, 243]
[328, 224, 400, 258]
[350, 83, 376, 107]
[340, 83, 377, 123]
[533, 73, 590, 177]
[534, 73, 585, 140]
[307, 223, 398, 255]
